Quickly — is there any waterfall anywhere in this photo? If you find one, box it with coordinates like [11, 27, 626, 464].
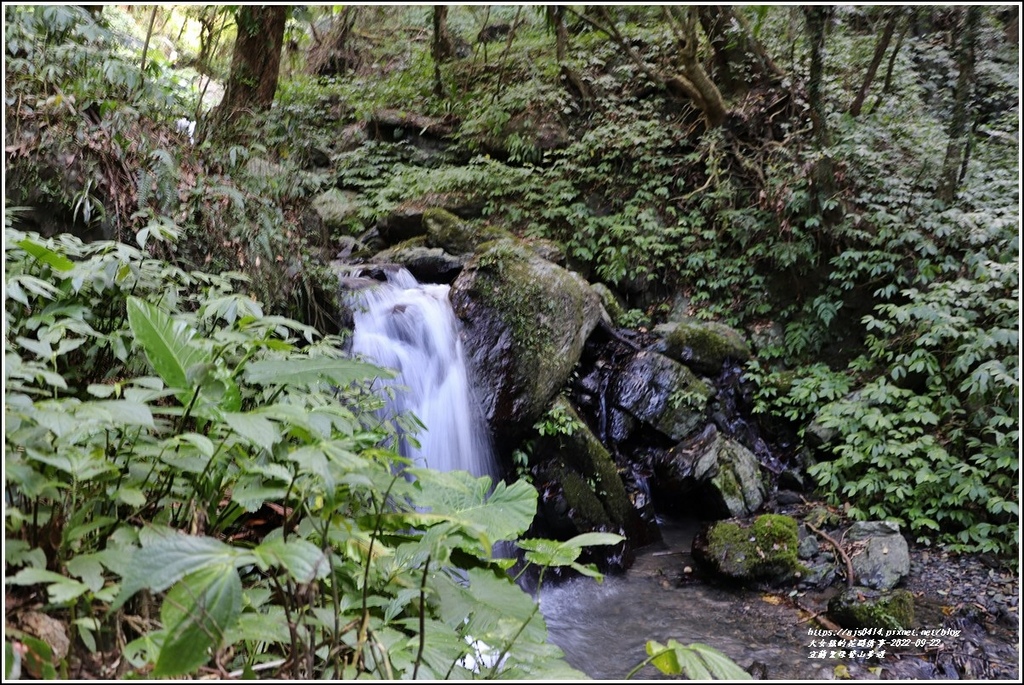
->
[347, 267, 498, 479]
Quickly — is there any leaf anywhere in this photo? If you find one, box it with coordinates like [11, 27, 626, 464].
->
[644, 640, 751, 680]
[223, 411, 280, 452]
[17, 238, 75, 271]
[403, 470, 537, 553]
[126, 296, 210, 392]
[253, 534, 329, 583]
[518, 532, 623, 572]
[153, 565, 243, 677]
[244, 357, 391, 387]
[7, 567, 89, 603]
[110, 531, 254, 612]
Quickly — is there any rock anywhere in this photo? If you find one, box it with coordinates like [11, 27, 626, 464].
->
[612, 350, 712, 442]
[798, 527, 820, 559]
[692, 514, 804, 584]
[591, 283, 627, 326]
[846, 521, 911, 590]
[531, 397, 640, 570]
[369, 238, 466, 284]
[18, 610, 70, 663]
[422, 208, 510, 255]
[377, 193, 487, 245]
[312, 188, 364, 235]
[828, 586, 915, 630]
[450, 239, 602, 443]
[652, 320, 752, 376]
[523, 238, 566, 265]
[658, 425, 765, 518]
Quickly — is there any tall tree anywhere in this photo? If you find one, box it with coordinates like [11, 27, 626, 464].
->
[697, 6, 783, 96]
[802, 6, 832, 146]
[848, 9, 900, 117]
[212, 6, 287, 126]
[937, 6, 981, 203]
[432, 5, 454, 96]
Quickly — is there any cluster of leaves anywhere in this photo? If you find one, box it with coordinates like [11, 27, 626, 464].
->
[4, 227, 624, 679]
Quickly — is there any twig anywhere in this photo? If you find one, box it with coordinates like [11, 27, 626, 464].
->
[226, 658, 287, 678]
[806, 521, 855, 589]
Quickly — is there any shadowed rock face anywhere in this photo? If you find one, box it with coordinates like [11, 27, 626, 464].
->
[611, 350, 712, 442]
[450, 239, 601, 446]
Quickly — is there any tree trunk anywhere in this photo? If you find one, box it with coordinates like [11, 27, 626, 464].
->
[697, 5, 783, 95]
[214, 6, 287, 126]
[803, 7, 831, 147]
[848, 9, 898, 117]
[871, 9, 912, 111]
[937, 6, 981, 203]
[432, 5, 454, 96]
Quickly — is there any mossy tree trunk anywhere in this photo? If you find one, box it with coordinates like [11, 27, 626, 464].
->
[802, 6, 832, 147]
[937, 6, 981, 204]
[213, 6, 287, 127]
[432, 5, 454, 96]
[697, 5, 784, 96]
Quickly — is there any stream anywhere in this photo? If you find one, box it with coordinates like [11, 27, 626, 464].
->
[541, 516, 827, 680]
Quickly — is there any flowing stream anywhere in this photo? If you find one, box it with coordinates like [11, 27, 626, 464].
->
[347, 266, 498, 478]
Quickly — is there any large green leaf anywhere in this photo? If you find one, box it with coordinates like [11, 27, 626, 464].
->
[517, 532, 624, 579]
[253, 534, 329, 583]
[127, 297, 210, 392]
[401, 470, 537, 553]
[17, 238, 74, 271]
[153, 565, 243, 677]
[644, 640, 751, 680]
[6, 567, 89, 603]
[110, 530, 255, 612]
[244, 357, 391, 387]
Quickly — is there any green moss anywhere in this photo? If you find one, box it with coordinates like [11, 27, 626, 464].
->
[828, 588, 915, 630]
[705, 514, 804, 581]
[661, 321, 751, 374]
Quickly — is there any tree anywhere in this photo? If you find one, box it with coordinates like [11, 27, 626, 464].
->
[432, 5, 454, 96]
[802, 6, 831, 146]
[212, 6, 287, 127]
[937, 6, 981, 203]
[848, 8, 900, 117]
[697, 5, 784, 96]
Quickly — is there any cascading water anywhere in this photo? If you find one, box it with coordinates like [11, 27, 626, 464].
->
[346, 266, 498, 480]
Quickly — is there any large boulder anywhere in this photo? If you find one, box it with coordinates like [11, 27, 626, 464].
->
[656, 425, 766, 518]
[530, 398, 641, 570]
[846, 521, 911, 591]
[422, 208, 510, 255]
[450, 239, 601, 443]
[611, 350, 712, 442]
[377, 193, 486, 245]
[652, 321, 751, 376]
[692, 514, 804, 585]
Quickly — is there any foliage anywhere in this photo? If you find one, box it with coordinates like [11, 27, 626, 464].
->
[626, 640, 751, 680]
[3, 228, 607, 678]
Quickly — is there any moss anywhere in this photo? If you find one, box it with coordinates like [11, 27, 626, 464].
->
[703, 514, 804, 582]
[828, 588, 915, 630]
[661, 321, 751, 375]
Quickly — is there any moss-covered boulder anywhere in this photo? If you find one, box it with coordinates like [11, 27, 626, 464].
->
[312, 188, 364, 235]
[692, 514, 804, 584]
[450, 239, 602, 443]
[611, 350, 712, 442]
[591, 283, 627, 326]
[531, 398, 640, 569]
[377, 193, 486, 245]
[422, 208, 512, 255]
[653, 321, 751, 376]
[828, 587, 915, 630]
[657, 425, 766, 518]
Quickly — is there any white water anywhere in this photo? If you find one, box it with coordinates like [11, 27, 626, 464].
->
[348, 267, 498, 479]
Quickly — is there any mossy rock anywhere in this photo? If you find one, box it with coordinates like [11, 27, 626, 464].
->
[422, 208, 511, 255]
[450, 240, 601, 443]
[828, 587, 915, 630]
[369, 237, 466, 284]
[653, 321, 751, 376]
[591, 283, 626, 326]
[692, 514, 804, 584]
[312, 188, 364, 235]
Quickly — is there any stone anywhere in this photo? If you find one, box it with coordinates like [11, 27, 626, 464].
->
[659, 425, 766, 518]
[692, 514, 804, 584]
[612, 350, 712, 442]
[531, 398, 640, 570]
[18, 610, 70, 663]
[828, 586, 915, 630]
[312, 188, 363, 235]
[376, 193, 488, 245]
[450, 239, 602, 443]
[846, 520, 911, 590]
[370, 238, 466, 284]
[591, 283, 627, 327]
[652, 320, 752, 376]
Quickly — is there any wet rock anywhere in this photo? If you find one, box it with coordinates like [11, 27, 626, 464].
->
[846, 520, 911, 590]
[692, 514, 804, 584]
[612, 350, 712, 442]
[450, 239, 601, 444]
[369, 238, 466, 284]
[828, 586, 915, 630]
[657, 425, 765, 518]
[531, 397, 641, 570]
[652, 320, 751, 376]
[591, 283, 627, 327]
